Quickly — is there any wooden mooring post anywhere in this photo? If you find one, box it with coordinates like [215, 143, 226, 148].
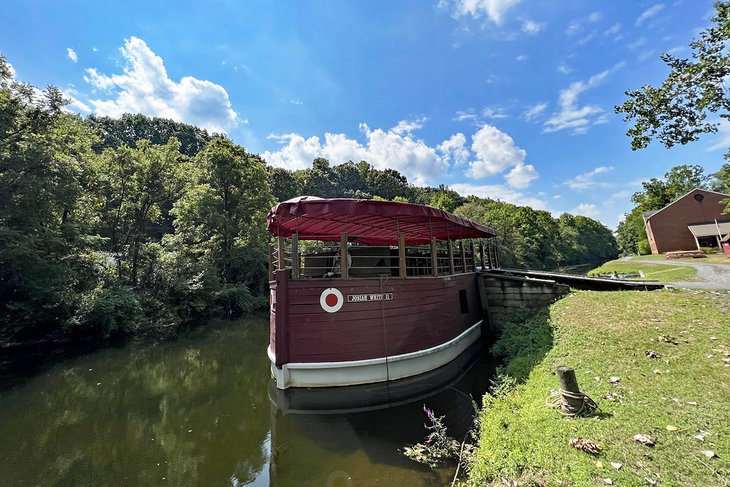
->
[556, 366, 584, 412]
[555, 366, 598, 416]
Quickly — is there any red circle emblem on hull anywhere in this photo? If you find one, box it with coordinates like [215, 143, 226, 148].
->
[320, 288, 344, 313]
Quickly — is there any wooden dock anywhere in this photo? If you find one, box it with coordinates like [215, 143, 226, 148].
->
[483, 268, 666, 291]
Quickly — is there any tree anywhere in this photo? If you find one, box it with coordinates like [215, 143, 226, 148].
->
[710, 163, 730, 192]
[87, 113, 213, 157]
[95, 139, 189, 286]
[0, 54, 105, 344]
[429, 184, 464, 212]
[269, 167, 303, 202]
[631, 164, 709, 210]
[172, 137, 273, 316]
[616, 207, 647, 255]
[615, 2, 730, 156]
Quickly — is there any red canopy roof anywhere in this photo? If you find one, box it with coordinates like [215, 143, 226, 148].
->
[267, 196, 497, 245]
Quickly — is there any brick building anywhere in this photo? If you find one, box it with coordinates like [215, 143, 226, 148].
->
[643, 188, 730, 254]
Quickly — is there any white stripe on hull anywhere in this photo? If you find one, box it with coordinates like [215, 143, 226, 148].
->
[269, 320, 483, 389]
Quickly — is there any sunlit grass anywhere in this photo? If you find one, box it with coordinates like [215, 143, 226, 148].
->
[470, 290, 730, 486]
[588, 260, 697, 282]
[629, 253, 730, 265]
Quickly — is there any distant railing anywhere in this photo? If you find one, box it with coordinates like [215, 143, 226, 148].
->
[269, 236, 498, 281]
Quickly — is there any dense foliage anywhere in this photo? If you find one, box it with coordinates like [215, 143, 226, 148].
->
[456, 197, 617, 270]
[0, 54, 617, 356]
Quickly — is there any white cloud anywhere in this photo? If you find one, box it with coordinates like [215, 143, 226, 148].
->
[454, 110, 478, 122]
[564, 166, 614, 190]
[707, 118, 730, 152]
[515, 54, 528, 62]
[628, 37, 647, 50]
[577, 32, 596, 45]
[261, 121, 448, 184]
[468, 124, 527, 179]
[63, 87, 92, 113]
[290, 99, 303, 105]
[262, 134, 327, 171]
[566, 20, 581, 36]
[566, 10, 602, 36]
[451, 183, 549, 210]
[4, 60, 16, 78]
[78, 37, 239, 133]
[557, 64, 572, 75]
[482, 106, 508, 119]
[438, 133, 470, 165]
[665, 46, 686, 56]
[392, 117, 428, 135]
[636, 4, 664, 26]
[523, 102, 547, 121]
[604, 23, 621, 35]
[521, 19, 544, 35]
[570, 203, 599, 218]
[444, 0, 522, 24]
[506, 162, 539, 189]
[638, 49, 656, 61]
[66, 48, 78, 63]
[544, 63, 624, 134]
[588, 11, 602, 22]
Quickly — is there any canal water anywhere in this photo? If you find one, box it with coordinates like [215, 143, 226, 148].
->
[0, 318, 495, 486]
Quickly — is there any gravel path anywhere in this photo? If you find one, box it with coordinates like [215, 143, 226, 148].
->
[631, 258, 730, 290]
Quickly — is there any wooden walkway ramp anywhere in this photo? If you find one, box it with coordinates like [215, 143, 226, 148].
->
[483, 268, 666, 291]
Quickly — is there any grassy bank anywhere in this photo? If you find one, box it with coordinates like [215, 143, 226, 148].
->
[628, 254, 730, 265]
[588, 260, 697, 282]
[470, 290, 730, 486]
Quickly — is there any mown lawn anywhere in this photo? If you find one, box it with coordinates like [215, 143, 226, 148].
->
[628, 254, 730, 265]
[588, 260, 697, 282]
[470, 290, 730, 486]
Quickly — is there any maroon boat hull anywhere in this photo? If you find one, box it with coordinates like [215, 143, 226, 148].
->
[269, 271, 484, 388]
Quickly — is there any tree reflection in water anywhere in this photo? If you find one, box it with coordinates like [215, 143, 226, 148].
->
[0, 318, 495, 486]
[0, 319, 271, 486]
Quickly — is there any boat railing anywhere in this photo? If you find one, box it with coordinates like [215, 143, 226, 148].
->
[269, 236, 496, 281]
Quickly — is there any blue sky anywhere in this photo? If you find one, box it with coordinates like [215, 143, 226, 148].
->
[1, 0, 726, 229]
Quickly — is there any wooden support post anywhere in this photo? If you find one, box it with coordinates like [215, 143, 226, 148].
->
[268, 244, 275, 282]
[430, 237, 439, 277]
[460, 240, 467, 273]
[277, 236, 285, 270]
[556, 366, 585, 413]
[398, 232, 407, 278]
[447, 240, 455, 275]
[340, 233, 348, 279]
[469, 240, 476, 272]
[291, 233, 300, 279]
[479, 240, 486, 271]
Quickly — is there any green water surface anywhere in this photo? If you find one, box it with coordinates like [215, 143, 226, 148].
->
[0, 319, 492, 486]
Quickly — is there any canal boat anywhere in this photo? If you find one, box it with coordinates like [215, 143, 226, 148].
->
[267, 196, 498, 390]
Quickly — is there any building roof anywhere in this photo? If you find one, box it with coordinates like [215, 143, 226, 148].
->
[644, 188, 730, 222]
[267, 196, 497, 245]
[687, 221, 730, 238]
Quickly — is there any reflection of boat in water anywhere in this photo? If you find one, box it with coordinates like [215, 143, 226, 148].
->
[267, 348, 497, 486]
[266, 197, 498, 391]
[268, 339, 486, 414]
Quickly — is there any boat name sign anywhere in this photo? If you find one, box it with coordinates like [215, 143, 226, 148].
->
[347, 293, 394, 303]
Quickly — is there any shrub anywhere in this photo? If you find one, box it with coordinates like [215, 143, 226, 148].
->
[638, 239, 651, 255]
[66, 285, 144, 340]
[490, 308, 553, 382]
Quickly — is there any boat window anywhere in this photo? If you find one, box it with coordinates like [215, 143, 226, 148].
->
[459, 289, 468, 314]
